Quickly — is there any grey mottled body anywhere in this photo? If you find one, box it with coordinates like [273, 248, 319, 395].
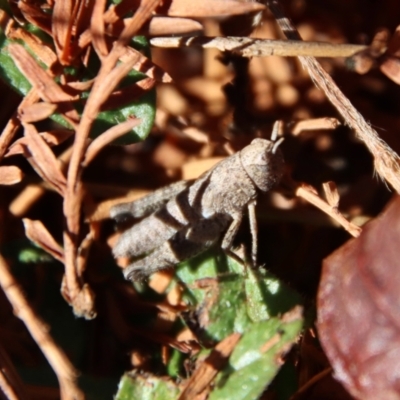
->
[111, 138, 284, 281]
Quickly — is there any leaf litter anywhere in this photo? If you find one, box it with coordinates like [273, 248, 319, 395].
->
[0, 0, 399, 399]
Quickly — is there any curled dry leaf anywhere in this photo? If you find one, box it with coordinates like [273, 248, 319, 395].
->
[23, 218, 64, 263]
[318, 195, 400, 400]
[0, 165, 24, 185]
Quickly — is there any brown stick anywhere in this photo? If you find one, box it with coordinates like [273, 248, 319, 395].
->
[150, 36, 367, 58]
[0, 343, 28, 400]
[295, 184, 361, 238]
[0, 253, 84, 400]
[62, 0, 161, 318]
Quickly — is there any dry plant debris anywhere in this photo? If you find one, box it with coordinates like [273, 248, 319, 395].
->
[0, 0, 399, 399]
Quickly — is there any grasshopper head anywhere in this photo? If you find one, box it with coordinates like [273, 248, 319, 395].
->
[240, 138, 284, 192]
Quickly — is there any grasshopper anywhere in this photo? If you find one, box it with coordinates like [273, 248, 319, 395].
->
[111, 125, 284, 281]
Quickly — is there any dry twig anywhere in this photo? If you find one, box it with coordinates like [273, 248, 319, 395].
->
[266, 0, 400, 193]
[150, 36, 367, 58]
[0, 343, 28, 400]
[0, 253, 83, 400]
[295, 184, 361, 238]
[62, 0, 161, 318]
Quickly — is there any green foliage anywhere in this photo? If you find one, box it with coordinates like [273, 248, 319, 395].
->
[117, 251, 304, 400]
[115, 373, 180, 400]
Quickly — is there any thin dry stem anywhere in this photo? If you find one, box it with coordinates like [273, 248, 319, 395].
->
[0, 344, 28, 400]
[150, 36, 367, 58]
[0, 253, 84, 400]
[290, 368, 333, 400]
[63, 1, 159, 317]
[83, 117, 141, 166]
[290, 118, 340, 135]
[266, 0, 400, 193]
[296, 184, 361, 237]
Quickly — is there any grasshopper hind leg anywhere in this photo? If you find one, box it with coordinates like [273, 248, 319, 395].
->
[123, 217, 227, 281]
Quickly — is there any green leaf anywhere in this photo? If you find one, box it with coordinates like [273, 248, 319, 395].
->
[175, 250, 303, 343]
[209, 308, 303, 400]
[117, 252, 303, 400]
[115, 373, 180, 400]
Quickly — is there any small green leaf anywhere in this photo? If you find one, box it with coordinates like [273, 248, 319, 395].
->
[209, 307, 303, 400]
[18, 246, 53, 264]
[166, 349, 185, 378]
[115, 373, 180, 400]
[175, 250, 302, 343]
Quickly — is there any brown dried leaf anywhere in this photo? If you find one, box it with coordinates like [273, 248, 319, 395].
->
[318, 196, 400, 400]
[18, 1, 52, 35]
[18, 2, 52, 35]
[23, 218, 64, 263]
[380, 26, 400, 85]
[117, 0, 161, 46]
[110, 16, 203, 36]
[91, 0, 109, 58]
[124, 47, 172, 82]
[8, 44, 78, 103]
[160, 0, 265, 17]
[6, 19, 57, 67]
[0, 89, 41, 163]
[0, 166, 24, 185]
[6, 129, 73, 157]
[380, 56, 400, 85]
[52, 0, 75, 64]
[178, 332, 241, 400]
[18, 102, 58, 123]
[23, 123, 67, 195]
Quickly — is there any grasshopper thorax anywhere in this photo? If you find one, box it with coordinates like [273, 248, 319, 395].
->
[240, 138, 284, 192]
